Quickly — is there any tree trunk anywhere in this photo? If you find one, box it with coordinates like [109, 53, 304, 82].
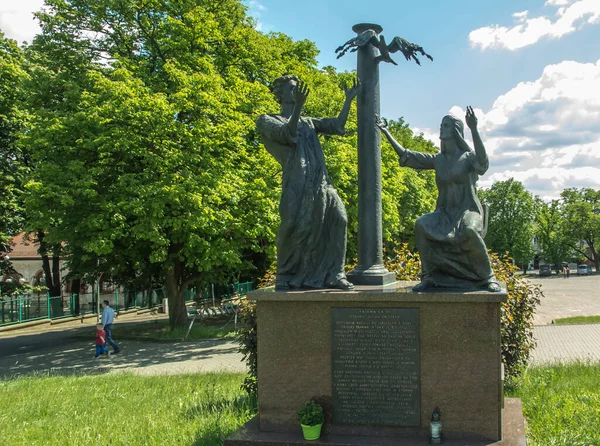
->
[585, 239, 599, 273]
[165, 267, 188, 330]
[593, 248, 600, 273]
[37, 232, 62, 316]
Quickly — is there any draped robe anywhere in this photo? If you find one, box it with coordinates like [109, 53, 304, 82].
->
[399, 148, 496, 289]
[257, 114, 349, 289]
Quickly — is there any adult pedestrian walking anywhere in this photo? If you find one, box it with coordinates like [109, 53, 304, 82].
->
[101, 300, 120, 354]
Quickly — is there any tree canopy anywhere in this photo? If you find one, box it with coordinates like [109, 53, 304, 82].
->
[560, 188, 600, 270]
[14, 0, 439, 327]
[479, 179, 535, 269]
[0, 31, 29, 285]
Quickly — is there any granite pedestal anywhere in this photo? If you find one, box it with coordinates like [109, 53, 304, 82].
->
[225, 283, 526, 445]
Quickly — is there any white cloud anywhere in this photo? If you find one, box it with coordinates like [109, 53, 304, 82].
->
[545, 0, 572, 6]
[513, 11, 529, 22]
[0, 0, 44, 43]
[248, 0, 266, 12]
[245, 0, 270, 32]
[416, 59, 600, 199]
[469, 0, 600, 51]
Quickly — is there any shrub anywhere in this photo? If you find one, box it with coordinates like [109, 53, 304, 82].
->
[384, 243, 422, 280]
[490, 252, 542, 379]
[237, 298, 257, 396]
[298, 400, 324, 426]
[237, 265, 275, 396]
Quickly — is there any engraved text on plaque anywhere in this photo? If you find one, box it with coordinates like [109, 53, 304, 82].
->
[331, 308, 420, 426]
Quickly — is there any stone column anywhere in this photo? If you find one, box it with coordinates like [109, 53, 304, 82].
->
[348, 23, 396, 286]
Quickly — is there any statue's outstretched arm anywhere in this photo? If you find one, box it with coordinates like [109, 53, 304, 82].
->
[336, 78, 359, 129]
[376, 116, 435, 170]
[376, 116, 406, 157]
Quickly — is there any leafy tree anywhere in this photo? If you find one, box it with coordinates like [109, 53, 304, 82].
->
[534, 198, 572, 266]
[561, 188, 600, 271]
[23, 0, 439, 328]
[0, 31, 29, 291]
[23, 0, 329, 328]
[479, 179, 535, 270]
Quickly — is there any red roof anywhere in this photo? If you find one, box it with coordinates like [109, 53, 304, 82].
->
[7, 233, 41, 259]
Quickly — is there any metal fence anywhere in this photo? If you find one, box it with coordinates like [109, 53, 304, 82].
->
[0, 281, 254, 327]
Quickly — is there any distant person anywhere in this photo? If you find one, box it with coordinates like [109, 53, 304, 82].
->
[566, 265, 570, 278]
[563, 266, 567, 279]
[94, 323, 109, 358]
[101, 300, 121, 354]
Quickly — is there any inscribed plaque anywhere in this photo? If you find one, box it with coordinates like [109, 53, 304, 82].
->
[331, 308, 420, 426]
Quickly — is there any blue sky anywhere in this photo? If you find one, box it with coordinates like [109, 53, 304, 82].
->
[2, 0, 600, 198]
[246, 0, 600, 199]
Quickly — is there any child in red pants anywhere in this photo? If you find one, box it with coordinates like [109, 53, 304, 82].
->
[95, 323, 110, 358]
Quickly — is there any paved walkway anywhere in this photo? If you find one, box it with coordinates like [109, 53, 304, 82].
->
[531, 274, 600, 325]
[531, 324, 600, 365]
[0, 339, 246, 377]
[2, 316, 600, 378]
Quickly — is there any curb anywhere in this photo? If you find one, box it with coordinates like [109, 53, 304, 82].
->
[69, 334, 230, 343]
[50, 313, 97, 326]
[0, 318, 49, 333]
[70, 334, 183, 343]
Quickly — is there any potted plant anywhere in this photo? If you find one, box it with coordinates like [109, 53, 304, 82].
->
[298, 400, 325, 441]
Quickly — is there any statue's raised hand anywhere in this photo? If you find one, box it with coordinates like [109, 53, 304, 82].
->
[375, 115, 389, 132]
[465, 106, 478, 130]
[294, 80, 309, 109]
[345, 78, 360, 101]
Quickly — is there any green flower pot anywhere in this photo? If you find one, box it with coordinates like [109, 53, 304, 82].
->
[301, 423, 322, 441]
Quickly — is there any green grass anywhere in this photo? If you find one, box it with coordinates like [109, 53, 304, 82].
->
[506, 363, 600, 446]
[553, 315, 600, 324]
[0, 372, 255, 446]
[114, 315, 238, 341]
[4, 364, 599, 446]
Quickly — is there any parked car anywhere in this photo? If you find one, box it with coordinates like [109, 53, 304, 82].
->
[539, 264, 552, 276]
[577, 265, 590, 275]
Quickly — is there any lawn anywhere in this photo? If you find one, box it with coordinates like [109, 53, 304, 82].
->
[107, 314, 238, 341]
[0, 372, 255, 446]
[553, 315, 600, 324]
[506, 363, 600, 446]
[2, 364, 599, 445]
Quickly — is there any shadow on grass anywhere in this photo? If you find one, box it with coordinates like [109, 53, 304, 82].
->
[188, 394, 257, 446]
[183, 395, 254, 420]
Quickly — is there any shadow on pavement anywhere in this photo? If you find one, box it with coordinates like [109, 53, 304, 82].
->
[0, 338, 243, 379]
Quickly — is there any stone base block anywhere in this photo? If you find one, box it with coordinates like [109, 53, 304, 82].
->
[346, 270, 397, 286]
[225, 399, 527, 446]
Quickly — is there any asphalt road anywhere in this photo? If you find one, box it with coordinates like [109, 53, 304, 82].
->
[0, 318, 162, 359]
[0, 325, 92, 358]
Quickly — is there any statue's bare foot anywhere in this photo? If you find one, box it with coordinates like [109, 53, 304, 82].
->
[412, 279, 434, 292]
[327, 278, 355, 291]
[485, 282, 501, 293]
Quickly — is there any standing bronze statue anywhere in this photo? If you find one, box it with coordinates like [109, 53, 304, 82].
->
[377, 107, 500, 292]
[257, 75, 358, 291]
